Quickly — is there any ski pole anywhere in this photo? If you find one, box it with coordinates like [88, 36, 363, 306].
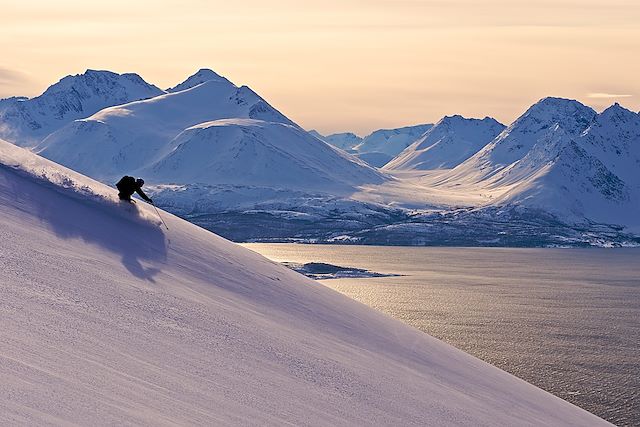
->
[152, 202, 169, 230]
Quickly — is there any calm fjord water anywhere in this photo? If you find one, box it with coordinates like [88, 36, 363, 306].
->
[243, 244, 640, 426]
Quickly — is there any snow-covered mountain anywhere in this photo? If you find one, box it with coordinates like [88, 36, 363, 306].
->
[349, 124, 433, 167]
[579, 103, 640, 186]
[356, 124, 432, 155]
[32, 68, 384, 218]
[166, 68, 231, 92]
[0, 138, 610, 426]
[314, 124, 434, 167]
[488, 103, 640, 229]
[448, 97, 597, 183]
[310, 131, 363, 151]
[419, 98, 640, 234]
[0, 69, 164, 147]
[385, 116, 505, 170]
[36, 70, 300, 180]
[142, 119, 384, 190]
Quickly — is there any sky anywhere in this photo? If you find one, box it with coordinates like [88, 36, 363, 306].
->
[1, 0, 639, 135]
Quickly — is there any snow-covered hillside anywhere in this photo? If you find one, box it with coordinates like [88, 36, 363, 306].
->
[579, 103, 640, 186]
[0, 139, 610, 426]
[166, 68, 232, 92]
[310, 130, 363, 151]
[314, 125, 434, 167]
[446, 98, 597, 183]
[34, 69, 384, 201]
[385, 116, 505, 170]
[488, 103, 640, 229]
[399, 98, 640, 237]
[0, 70, 164, 147]
[142, 119, 385, 190]
[355, 124, 433, 157]
[36, 71, 295, 180]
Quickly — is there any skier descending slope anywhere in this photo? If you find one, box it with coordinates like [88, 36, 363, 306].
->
[116, 176, 169, 229]
[116, 176, 153, 204]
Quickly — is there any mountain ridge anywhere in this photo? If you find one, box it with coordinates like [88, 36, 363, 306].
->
[385, 115, 505, 170]
[1, 68, 638, 245]
[0, 69, 164, 146]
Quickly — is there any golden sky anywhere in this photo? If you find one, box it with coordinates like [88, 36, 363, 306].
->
[1, 0, 639, 134]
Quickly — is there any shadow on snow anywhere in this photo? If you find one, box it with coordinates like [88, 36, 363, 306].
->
[0, 165, 167, 282]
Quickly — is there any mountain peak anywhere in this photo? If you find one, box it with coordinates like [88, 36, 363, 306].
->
[437, 114, 502, 127]
[83, 68, 111, 75]
[529, 96, 591, 113]
[167, 68, 232, 92]
[0, 70, 165, 146]
[329, 131, 361, 138]
[438, 114, 465, 125]
[308, 129, 324, 139]
[40, 69, 163, 98]
[599, 102, 636, 121]
[514, 96, 596, 135]
[384, 115, 505, 171]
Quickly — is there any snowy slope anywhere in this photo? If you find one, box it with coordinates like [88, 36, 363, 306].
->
[480, 97, 596, 169]
[354, 151, 395, 168]
[36, 72, 296, 181]
[489, 105, 640, 230]
[141, 119, 385, 190]
[579, 103, 640, 186]
[407, 98, 640, 233]
[354, 124, 433, 157]
[0, 70, 164, 147]
[311, 131, 363, 151]
[166, 68, 232, 92]
[423, 97, 596, 190]
[385, 116, 505, 170]
[0, 139, 610, 426]
[445, 98, 596, 184]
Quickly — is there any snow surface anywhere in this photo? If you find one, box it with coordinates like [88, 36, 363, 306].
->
[448, 97, 597, 182]
[310, 131, 363, 151]
[417, 98, 640, 232]
[313, 125, 433, 167]
[0, 70, 164, 147]
[166, 68, 232, 93]
[0, 139, 611, 426]
[354, 124, 433, 157]
[137, 119, 385, 191]
[354, 151, 395, 168]
[140, 118, 384, 190]
[385, 116, 505, 170]
[36, 76, 294, 180]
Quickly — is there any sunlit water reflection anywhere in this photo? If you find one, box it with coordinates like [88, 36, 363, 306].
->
[243, 244, 640, 426]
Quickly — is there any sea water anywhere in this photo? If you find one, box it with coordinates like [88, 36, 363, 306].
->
[243, 244, 640, 426]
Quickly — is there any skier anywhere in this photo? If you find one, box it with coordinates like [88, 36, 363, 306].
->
[115, 176, 153, 204]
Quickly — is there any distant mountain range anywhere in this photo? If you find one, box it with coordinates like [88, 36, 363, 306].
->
[310, 124, 432, 167]
[1, 69, 638, 246]
[384, 116, 505, 170]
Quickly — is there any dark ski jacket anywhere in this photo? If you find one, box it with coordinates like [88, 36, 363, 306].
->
[116, 176, 152, 203]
